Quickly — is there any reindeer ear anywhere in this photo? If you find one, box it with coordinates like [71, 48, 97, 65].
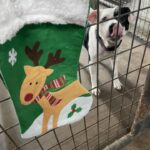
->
[24, 66, 33, 75]
[88, 10, 97, 24]
[45, 68, 54, 76]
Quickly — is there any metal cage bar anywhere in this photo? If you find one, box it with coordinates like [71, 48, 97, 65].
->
[96, 0, 100, 148]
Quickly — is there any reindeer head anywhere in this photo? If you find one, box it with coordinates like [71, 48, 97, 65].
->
[20, 41, 65, 105]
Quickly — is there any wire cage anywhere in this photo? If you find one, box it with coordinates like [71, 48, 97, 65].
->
[0, 0, 150, 150]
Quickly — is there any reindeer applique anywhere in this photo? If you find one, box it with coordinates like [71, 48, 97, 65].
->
[20, 41, 88, 134]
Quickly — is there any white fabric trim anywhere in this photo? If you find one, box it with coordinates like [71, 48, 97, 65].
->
[0, 0, 89, 44]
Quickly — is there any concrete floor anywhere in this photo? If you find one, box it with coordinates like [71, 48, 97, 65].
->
[123, 130, 150, 150]
[0, 33, 150, 150]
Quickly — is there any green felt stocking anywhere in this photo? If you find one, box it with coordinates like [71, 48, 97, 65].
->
[0, 23, 93, 138]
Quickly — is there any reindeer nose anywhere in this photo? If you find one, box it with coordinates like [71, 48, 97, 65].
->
[25, 93, 33, 102]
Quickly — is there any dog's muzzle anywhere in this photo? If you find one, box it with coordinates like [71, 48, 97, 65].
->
[109, 23, 123, 39]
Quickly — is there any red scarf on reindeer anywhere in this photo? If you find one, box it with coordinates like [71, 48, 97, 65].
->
[35, 75, 66, 106]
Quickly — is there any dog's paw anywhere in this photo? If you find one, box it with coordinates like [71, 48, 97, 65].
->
[113, 79, 122, 90]
[91, 88, 101, 96]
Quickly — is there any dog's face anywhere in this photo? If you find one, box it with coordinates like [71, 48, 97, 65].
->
[88, 7, 134, 45]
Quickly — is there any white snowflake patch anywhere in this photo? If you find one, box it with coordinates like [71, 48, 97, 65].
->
[8, 48, 17, 66]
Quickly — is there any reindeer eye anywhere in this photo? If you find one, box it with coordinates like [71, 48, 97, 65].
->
[29, 82, 32, 85]
[102, 17, 107, 21]
[36, 82, 38, 85]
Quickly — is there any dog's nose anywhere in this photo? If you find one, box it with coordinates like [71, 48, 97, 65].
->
[109, 23, 123, 38]
[25, 93, 33, 102]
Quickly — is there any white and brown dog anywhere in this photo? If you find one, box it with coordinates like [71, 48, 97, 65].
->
[84, 7, 134, 96]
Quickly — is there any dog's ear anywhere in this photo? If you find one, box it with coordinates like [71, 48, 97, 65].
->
[128, 14, 136, 24]
[125, 7, 136, 24]
[88, 10, 97, 24]
[115, 7, 136, 24]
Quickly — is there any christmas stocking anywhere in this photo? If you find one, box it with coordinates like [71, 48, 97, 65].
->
[0, 0, 93, 138]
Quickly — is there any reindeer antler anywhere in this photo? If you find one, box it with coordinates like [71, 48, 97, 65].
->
[44, 50, 65, 68]
[25, 41, 43, 66]
[25, 42, 65, 67]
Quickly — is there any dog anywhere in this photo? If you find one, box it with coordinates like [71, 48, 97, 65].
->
[84, 7, 134, 96]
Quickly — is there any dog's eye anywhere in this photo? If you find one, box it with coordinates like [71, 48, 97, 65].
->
[102, 17, 107, 21]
